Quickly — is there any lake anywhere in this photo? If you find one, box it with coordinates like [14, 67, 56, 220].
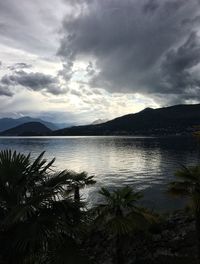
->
[0, 136, 199, 211]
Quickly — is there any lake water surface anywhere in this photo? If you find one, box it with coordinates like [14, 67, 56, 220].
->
[0, 136, 199, 211]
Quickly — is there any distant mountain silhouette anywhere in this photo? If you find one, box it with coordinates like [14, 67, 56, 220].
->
[0, 116, 70, 132]
[91, 118, 109, 125]
[53, 104, 200, 136]
[0, 122, 52, 136]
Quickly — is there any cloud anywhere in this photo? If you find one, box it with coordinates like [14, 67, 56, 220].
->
[8, 62, 32, 71]
[0, 70, 67, 95]
[1, 0, 200, 123]
[86, 62, 96, 77]
[58, 61, 74, 82]
[0, 85, 13, 97]
[0, 0, 66, 57]
[161, 32, 200, 95]
[143, 0, 159, 13]
[58, 0, 200, 103]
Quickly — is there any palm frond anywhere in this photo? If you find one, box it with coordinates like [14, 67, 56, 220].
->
[94, 186, 152, 236]
[0, 149, 86, 264]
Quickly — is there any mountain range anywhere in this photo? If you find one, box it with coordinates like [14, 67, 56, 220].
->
[0, 122, 51, 136]
[1, 104, 200, 136]
[53, 104, 200, 136]
[0, 116, 69, 132]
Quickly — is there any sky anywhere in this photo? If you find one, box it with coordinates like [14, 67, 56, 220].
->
[0, 0, 200, 124]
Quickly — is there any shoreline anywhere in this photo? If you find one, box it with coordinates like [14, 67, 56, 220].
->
[84, 210, 197, 264]
[0, 134, 195, 138]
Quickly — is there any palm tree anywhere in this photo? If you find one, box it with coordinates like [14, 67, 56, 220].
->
[68, 172, 96, 203]
[94, 186, 155, 264]
[0, 150, 85, 264]
[168, 165, 200, 263]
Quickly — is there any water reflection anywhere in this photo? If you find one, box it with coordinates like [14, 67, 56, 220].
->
[0, 136, 198, 211]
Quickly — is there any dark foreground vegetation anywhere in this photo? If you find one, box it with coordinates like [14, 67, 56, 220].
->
[0, 150, 200, 263]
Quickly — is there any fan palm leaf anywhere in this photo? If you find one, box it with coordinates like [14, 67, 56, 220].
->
[168, 164, 200, 263]
[95, 186, 156, 264]
[0, 150, 85, 264]
[67, 171, 96, 202]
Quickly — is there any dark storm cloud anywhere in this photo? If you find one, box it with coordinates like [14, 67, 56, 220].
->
[58, 0, 200, 103]
[161, 32, 200, 93]
[143, 0, 159, 13]
[182, 15, 200, 28]
[0, 71, 66, 95]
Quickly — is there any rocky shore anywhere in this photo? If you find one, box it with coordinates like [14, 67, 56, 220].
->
[84, 211, 198, 264]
